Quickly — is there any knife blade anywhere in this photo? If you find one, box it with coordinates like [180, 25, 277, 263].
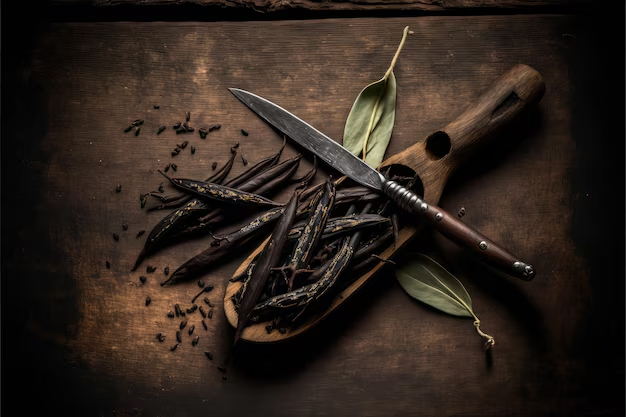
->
[229, 87, 535, 281]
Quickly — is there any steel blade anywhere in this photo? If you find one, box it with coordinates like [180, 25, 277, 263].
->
[229, 88, 384, 191]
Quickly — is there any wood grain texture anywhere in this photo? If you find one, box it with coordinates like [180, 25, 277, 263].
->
[4, 14, 623, 417]
[50, 0, 593, 13]
[224, 64, 545, 342]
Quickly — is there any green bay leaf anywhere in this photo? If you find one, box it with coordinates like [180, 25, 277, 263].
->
[396, 253, 474, 317]
[342, 72, 397, 168]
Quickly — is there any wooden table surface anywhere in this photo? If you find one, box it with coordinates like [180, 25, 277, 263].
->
[2, 2, 624, 416]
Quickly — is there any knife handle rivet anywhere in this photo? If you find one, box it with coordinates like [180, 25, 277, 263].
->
[420, 202, 428, 213]
[513, 261, 521, 269]
[479, 241, 488, 250]
[435, 212, 443, 221]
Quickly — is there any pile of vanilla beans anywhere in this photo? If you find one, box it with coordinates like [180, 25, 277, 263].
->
[134, 139, 414, 341]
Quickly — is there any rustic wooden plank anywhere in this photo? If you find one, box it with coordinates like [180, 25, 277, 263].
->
[4, 14, 623, 417]
[49, 0, 593, 13]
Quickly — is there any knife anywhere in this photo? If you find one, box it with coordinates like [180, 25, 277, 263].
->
[229, 79, 537, 281]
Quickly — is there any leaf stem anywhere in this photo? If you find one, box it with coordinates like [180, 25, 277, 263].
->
[473, 319, 495, 350]
[383, 26, 410, 80]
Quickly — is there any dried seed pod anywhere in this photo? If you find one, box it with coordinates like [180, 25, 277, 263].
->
[158, 126, 166, 135]
[160, 173, 282, 210]
[241, 129, 248, 136]
[157, 333, 166, 342]
[170, 343, 179, 351]
[136, 230, 145, 238]
[147, 265, 156, 273]
[185, 111, 191, 122]
[147, 148, 237, 211]
[116, 185, 122, 193]
[135, 127, 141, 136]
[198, 280, 205, 288]
[208, 309, 214, 319]
[145, 297, 152, 306]
[173, 122, 182, 129]
[122, 223, 128, 231]
[205, 351, 213, 359]
[202, 320, 208, 330]
[164, 206, 285, 285]
[209, 125, 221, 132]
[113, 233, 120, 242]
[164, 267, 170, 276]
[139, 276, 146, 284]
[234, 189, 301, 344]
[167, 311, 175, 318]
[188, 325, 195, 335]
[199, 306, 207, 318]
[191, 146, 196, 154]
[192, 336, 199, 346]
[179, 320, 187, 330]
[181, 141, 189, 149]
[105, 261, 111, 269]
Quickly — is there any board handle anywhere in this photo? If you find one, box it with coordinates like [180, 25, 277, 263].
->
[426, 64, 545, 168]
[381, 180, 535, 280]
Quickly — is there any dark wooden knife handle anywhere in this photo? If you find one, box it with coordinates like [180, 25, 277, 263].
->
[382, 180, 535, 280]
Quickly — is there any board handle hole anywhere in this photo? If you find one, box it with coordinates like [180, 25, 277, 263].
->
[425, 131, 451, 160]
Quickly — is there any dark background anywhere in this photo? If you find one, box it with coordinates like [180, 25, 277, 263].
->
[2, 1, 624, 416]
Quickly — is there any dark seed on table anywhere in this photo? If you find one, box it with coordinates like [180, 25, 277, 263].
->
[185, 111, 191, 122]
[157, 126, 166, 135]
[105, 261, 111, 269]
[157, 333, 166, 342]
[180, 310, 185, 317]
[113, 233, 119, 241]
[135, 127, 141, 136]
[204, 298, 214, 308]
[124, 125, 134, 132]
[202, 320, 208, 330]
[205, 351, 213, 360]
[241, 155, 248, 165]
[191, 146, 196, 154]
[154, 105, 160, 109]
[164, 267, 170, 276]
[206, 285, 214, 292]
[191, 304, 198, 312]
[458, 207, 466, 218]
[212, 162, 217, 170]
[176, 128, 185, 135]
[139, 276, 146, 284]
[116, 184, 122, 193]
[217, 366, 226, 373]
[133, 119, 144, 126]
[158, 182, 164, 193]
[181, 141, 188, 149]
[145, 297, 151, 306]
[198, 280, 205, 288]
[170, 343, 179, 351]
[173, 122, 182, 129]
[164, 163, 171, 172]
[136, 230, 145, 238]
[147, 265, 156, 273]
[192, 336, 199, 346]
[279, 328, 287, 334]
[185, 127, 194, 133]
[167, 311, 175, 318]
[180, 320, 187, 330]
[186, 308, 194, 314]
[188, 325, 195, 335]
[265, 325, 272, 334]
[176, 330, 182, 343]
[122, 223, 128, 231]
[208, 309, 214, 319]
[209, 125, 221, 132]
[140, 199, 146, 209]
[241, 129, 248, 136]
[199, 306, 207, 318]
[175, 304, 181, 317]
[171, 150, 179, 157]
[171, 164, 177, 171]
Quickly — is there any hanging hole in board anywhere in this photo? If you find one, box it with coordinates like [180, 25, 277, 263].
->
[425, 131, 451, 160]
